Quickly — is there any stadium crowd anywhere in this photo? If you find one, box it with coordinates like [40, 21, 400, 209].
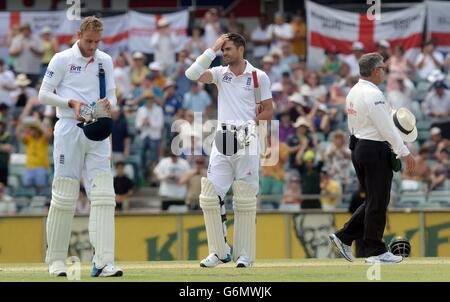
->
[0, 8, 449, 215]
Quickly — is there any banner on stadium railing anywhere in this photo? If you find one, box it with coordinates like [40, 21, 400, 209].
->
[427, 1, 450, 53]
[0, 10, 189, 60]
[305, 1, 425, 69]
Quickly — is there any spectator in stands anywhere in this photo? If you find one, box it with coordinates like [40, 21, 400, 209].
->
[329, 75, 358, 106]
[386, 76, 415, 111]
[302, 71, 327, 104]
[12, 74, 37, 113]
[154, 151, 191, 209]
[6, 24, 20, 72]
[290, 11, 307, 59]
[202, 8, 227, 67]
[183, 82, 212, 116]
[279, 111, 295, 143]
[111, 107, 130, 164]
[130, 51, 149, 87]
[8, 23, 43, 86]
[40, 26, 59, 79]
[179, 132, 206, 165]
[268, 12, 293, 51]
[113, 52, 132, 101]
[0, 116, 12, 186]
[320, 46, 342, 78]
[280, 42, 299, 71]
[260, 135, 289, 207]
[150, 18, 177, 74]
[16, 116, 51, 194]
[386, 45, 415, 92]
[184, 26, 207, 60]
[148, 62, 166, 91]
[114, 161, 134, 212]
[281, 174, 301, 205]
[343, 41, 364, 77]
[135, 94, 164, 184]
[415, 40, 444, 80]
[162, 79, 184, 149]
[179, 156, 208, 210]
[0, 58, 16, 107]
[429, 149, 450, 190]
[227, 12, 249, 41]
[311, 104, 332, 137]
[261, 55, 280, 84]
[287, 117, 315, 170]
[250, 14, 271, 65]
[422, 81, 450, 139]
[130, 74, 163, 107]
[75, 186, 90, 215]
[168, 50, 192, 97]
[0, 182, 16, 215]
[376, 40, 391, 62]
[423, 127, 448, 160]
[295, 146, 324, 209]
[326, 130, 352, 191]
[400, 147, 431, 191]
[320, 168, 342, 210]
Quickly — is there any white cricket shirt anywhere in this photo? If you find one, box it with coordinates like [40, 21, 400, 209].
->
[346, 79, 409, 157]
[210, 60, 272, 126]
[42, 41, 116, 119]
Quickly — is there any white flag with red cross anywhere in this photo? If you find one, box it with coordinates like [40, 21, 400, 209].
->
[427, 0, 450, 53]
[305, 1, 425, 69]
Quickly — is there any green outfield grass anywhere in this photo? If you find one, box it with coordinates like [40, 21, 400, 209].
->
[1, 258, 449, 282]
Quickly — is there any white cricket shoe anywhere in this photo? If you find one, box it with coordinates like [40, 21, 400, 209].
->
[236, 256, 252, 268]
[48, 260, 67, 277]
[329, 234, 354, 262]
[91, 263, 124, 277]
[365, 252, 403, 264]
[200, 253, 232, 268]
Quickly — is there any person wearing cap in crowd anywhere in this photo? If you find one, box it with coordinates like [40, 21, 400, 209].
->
[343, 41, 365, 77]
[12, 74, 38, 115]
[148, 61, 166, 90]
[295, 143, 325, 209]
[326, 129, 352, 192]
[422, 80, 450, 139]
[376, 39, 391, 62]
[329, 52, 416, 264]
[150, 18, 177, 74]
[423, 127, 448, 160]
[261, 55, 280, 84]
[130, 73, 163, 108]
[38, 16, 123, 277]
[40, 26, 59, 79]
[287, 116, 314, 170]
[320, 167, 342, 210]
[9, 23, 44, 87]
[162, 79, 183, 149]
[270, 47, 289, 79]
[130, 51, 149, 86]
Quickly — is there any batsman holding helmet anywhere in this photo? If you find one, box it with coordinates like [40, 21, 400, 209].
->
[38, 16, 123, 277]
[185, 33, 273, 268]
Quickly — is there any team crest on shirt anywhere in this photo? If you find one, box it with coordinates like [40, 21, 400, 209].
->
[246, 77, 251, 86]
[69, 64, 82, 73]
[45, 70, 54, 78]
[222, 73, 232, 83]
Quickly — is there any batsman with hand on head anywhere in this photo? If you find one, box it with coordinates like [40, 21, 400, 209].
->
[39, 16, 123, 277]
[185, 32, 273, 268]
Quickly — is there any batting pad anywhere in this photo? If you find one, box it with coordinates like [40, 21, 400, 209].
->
[89, 172, 116, 268]
[46, 177, 79, 264]
[232, 180, 257, 263]
[199, 177, 228, 259]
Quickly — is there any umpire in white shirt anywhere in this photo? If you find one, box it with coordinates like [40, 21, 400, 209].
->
[329, 53, 416, 264]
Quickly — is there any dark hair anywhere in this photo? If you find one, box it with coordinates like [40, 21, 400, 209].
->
[115, 161, 126, 168]
[226, 32, 246, 50]
[359, 53, 384, 77]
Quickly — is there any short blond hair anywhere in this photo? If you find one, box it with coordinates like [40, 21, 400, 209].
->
[80, 16, 103, 33]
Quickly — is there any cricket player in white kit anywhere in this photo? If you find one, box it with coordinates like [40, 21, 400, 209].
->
[38, 16, 123, 277]
[185, 33, 273, 268]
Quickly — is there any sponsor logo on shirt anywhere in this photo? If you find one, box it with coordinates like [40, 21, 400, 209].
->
[346, 102, 357, 115]
[374, 101, 385, 105]
[222, 73, 232, 83]
[69, 64, 82, 73]
[45, 70, 54, 78]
